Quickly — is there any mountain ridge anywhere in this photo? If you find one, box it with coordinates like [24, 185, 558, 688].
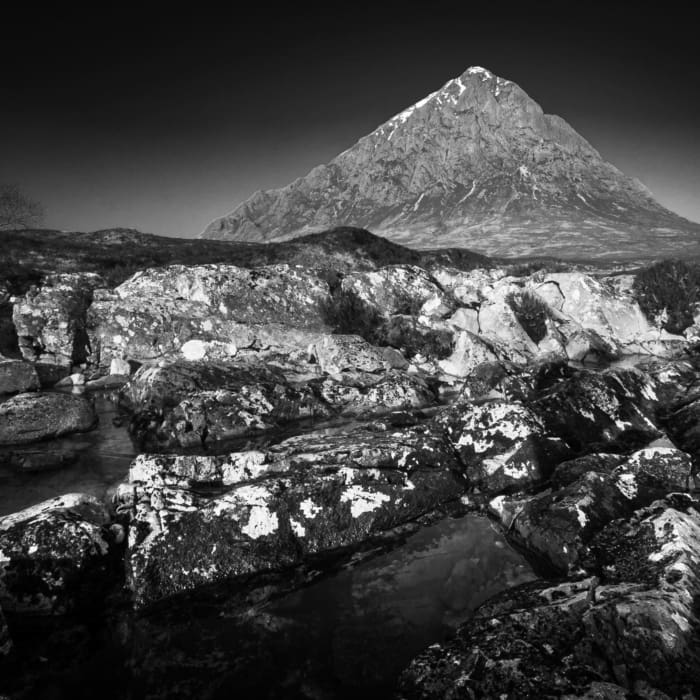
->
[201, 66, 700, 259]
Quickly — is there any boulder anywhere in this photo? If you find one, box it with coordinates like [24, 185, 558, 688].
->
[0, 392, 97, 445]
[87, 264, 331, 372]
[313, 334, 389, 375]
[435, 400, 565, 493]
[12, 272, 105, 369]
[533, 367, 661, 453]
[437, 331, 498, 378]
[529, 272, 684, 355]
[0, 493, 113, 614]
[0, 359, 40, 395]
[317, 371, 435, 416]
[117, 422, 465, 608]
[122, 361, 332, 449]
[399, 495, 700, 698]
[491, 447, 692, 573]
[342, 265, 450, 316]
[477, 299, 539, 362]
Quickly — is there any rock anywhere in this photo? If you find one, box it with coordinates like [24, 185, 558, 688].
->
[0, 359, 40, 395]
[0, 392, 97, 445]
[399, 495, 700, 698]
[109, 356, 131, 376]
[533, 367, 661, 453]
[317, 371, 435, 416]
[551, 453, 626, 488]
[437, 331, 498, 378]
[12, 272, 105, 369]
[477, 299, 539, 361]
[54, 372, 86, 387]
[342, 265, 450, 316]
[493, 447, 692, 574]
[530, 273, 684, 355]
[435, 400, 565, 493]
[86, 264, 331, 372]
[117, 422, 465, 608]
[123, 361, 332, 449]
[447, 307, 480, 334]
[314, 334, 388, 375]
[0, 493, 112, 614]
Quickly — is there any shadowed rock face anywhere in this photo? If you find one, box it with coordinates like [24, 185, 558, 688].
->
[399, 494, 700, 698]
[0, 493, 113, 614]
[202, 66, 700, 259]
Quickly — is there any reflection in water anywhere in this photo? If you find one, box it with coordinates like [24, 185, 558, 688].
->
[129, 515, 536, 699]
[0, 393, 136, 516]
[263, 515, 535, 694]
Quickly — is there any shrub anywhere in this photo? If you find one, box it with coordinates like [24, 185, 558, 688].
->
[506, 290, 550, 344]
[633, 260, 700, 335]
[319, 287, 384, 344]
[381, 316, 453, 360]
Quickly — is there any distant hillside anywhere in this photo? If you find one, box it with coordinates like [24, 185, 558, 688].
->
[0, 227, 491, 294]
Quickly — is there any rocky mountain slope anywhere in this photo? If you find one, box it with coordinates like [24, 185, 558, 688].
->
[202, 66, 700, 260]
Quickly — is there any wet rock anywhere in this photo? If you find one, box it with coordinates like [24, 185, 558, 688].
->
[399, 495, 700, 698]
[12, 272, 105, 369]
[117, 422, 465, 607]
[0, 392, 97, 445]
[0, 445, 78, 472]
[492, 447, 692, 574]
[436, 400, 566, 493]
[123, 361, 332, 449]
[0, 493, 112, 614]
[533, 367, 661, 453]
[0, 359, 40, 395]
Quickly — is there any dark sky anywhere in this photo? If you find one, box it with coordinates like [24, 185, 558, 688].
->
[2, 2, 698, 237]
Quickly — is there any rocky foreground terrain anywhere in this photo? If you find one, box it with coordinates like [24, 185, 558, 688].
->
[1, 227, 700, 697]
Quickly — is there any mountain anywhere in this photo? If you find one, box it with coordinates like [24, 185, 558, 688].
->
[201, 66, 700, 260]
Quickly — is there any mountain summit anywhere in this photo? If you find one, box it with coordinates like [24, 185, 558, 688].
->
[201, 66, 700, 259]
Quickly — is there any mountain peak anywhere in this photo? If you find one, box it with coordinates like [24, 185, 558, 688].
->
[201, 69, 700, 260]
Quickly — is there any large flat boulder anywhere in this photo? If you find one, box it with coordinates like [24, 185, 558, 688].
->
[116, 422, 465, 608]
[87, 264, 332, 372]
[0, 493, 113, 614]
[0, 392, 97, 445]
[123, 361, 332, 449]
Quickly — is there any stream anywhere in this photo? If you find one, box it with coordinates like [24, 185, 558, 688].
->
[1, 390, 537, 698]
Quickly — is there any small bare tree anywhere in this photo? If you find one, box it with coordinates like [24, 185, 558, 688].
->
[0, 184, 45, 230]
